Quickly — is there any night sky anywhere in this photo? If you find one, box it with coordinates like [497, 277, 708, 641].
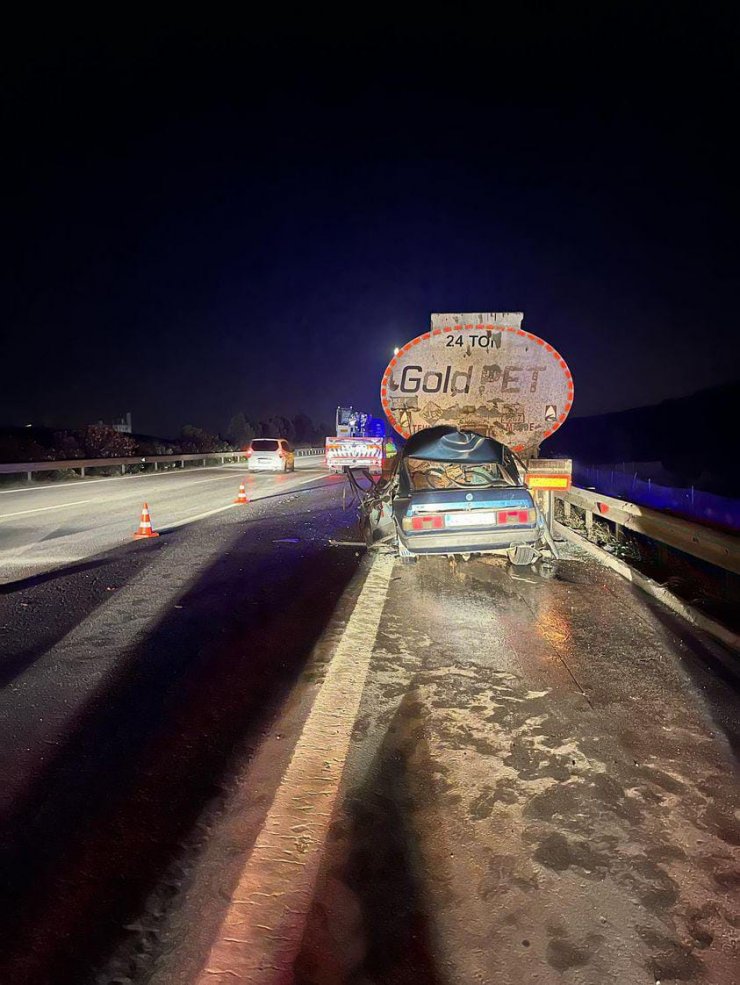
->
[2, 8, 738, 437]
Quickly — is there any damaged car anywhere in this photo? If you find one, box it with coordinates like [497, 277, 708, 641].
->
[390, 426, 558, 574]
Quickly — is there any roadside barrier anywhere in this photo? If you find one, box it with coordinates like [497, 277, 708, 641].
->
[571, 464, 740, 532]
[555, 520, 740, 652]
[556, 486, 740, 575]
[133, 502, 159, 539]
[0, 448, 326, 484]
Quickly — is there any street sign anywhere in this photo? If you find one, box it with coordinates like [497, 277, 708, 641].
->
[380, 312, 574, 454]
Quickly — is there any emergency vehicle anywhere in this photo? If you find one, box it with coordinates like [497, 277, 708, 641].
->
[325, 406, 396, 474]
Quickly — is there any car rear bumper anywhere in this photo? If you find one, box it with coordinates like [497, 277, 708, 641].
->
[398, 527, 538, 556]
[327, 461, 382, 473]
[248, 462, 285, 471]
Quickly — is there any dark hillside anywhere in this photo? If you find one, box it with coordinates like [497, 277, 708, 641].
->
[546, 382, 740, 497]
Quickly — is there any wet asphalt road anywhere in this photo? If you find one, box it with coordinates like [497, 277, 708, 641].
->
[0, 473, 360, 984]
[145, 546, 738, 984]
[0, 479, 738, 985]
[292, 553, 740, 985]
[0, 457, 323, 584]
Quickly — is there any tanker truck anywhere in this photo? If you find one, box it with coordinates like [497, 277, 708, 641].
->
[374, 312, 573, 573]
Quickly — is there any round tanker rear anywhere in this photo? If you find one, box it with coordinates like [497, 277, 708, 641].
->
[381, 312, 573, 456]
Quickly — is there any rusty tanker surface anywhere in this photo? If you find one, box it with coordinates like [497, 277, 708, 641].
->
[381, 312, 574, 454]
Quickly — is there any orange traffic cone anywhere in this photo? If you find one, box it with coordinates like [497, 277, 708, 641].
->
[234, 481, 249, 504]
[133, 502, 159, 539]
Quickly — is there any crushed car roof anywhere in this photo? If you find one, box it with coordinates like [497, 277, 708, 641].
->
[402, 426, 509, 464]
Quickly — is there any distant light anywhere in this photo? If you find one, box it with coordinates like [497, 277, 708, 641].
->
[25, 423, 33, 428]
[393, 346, 400, 356]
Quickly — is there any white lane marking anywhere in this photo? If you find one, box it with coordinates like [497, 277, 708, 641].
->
[93, 471, 325, 502]
[0, 467, 239, 495]
[0, 475, 244, 511]
[161, 474, 328, 531]
[95, 475, 241, 497]
[0, 474, 332, 571]
[0, 473, 326, 530]
[0, 499, 93, 521]
[0, 458, 324, 495]
[0, 479, 232, 521]
[197, 552, 395, 983]
[0, 554, 88, 568]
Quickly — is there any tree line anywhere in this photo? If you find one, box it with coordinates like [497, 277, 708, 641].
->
[0, 412, 332, 463]
[225, 412, 331, 449]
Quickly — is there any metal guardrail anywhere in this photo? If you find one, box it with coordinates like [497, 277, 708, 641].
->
[0, 448, 325, 481]
[556, 486, 740, 575]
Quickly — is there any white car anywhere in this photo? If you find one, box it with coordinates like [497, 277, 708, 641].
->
[246, 438, 295, 472]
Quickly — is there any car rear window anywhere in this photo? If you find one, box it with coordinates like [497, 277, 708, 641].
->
[407, 458, 519, 490]
[251, 439, 279, 451]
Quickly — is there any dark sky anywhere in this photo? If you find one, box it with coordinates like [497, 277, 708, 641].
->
[2, 7, 738, 436]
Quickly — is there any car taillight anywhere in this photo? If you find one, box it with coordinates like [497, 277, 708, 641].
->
[246, 449, 252, 457]
[497, 509, 534, 525]
[411, 515, 444, 531]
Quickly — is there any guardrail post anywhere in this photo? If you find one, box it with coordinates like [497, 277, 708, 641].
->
[121, 464, 126, 475]
[154, 461, 158, 471]
[563, 500, 571, 520]
[584, 508, 594, 541]
[27, 470, 33, 483]
[80, 467, 86, 478]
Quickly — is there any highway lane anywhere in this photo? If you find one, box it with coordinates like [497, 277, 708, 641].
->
[158, 547, 739, 985]
[0, 457, 325, 584]
[0, 475, 361, 984]
[0, 481, 737, 984]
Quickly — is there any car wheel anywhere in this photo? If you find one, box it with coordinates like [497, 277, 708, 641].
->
[507, 545, 537, 566]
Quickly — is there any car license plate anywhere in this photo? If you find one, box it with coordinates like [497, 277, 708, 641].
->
[445, 511, 498, 527]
